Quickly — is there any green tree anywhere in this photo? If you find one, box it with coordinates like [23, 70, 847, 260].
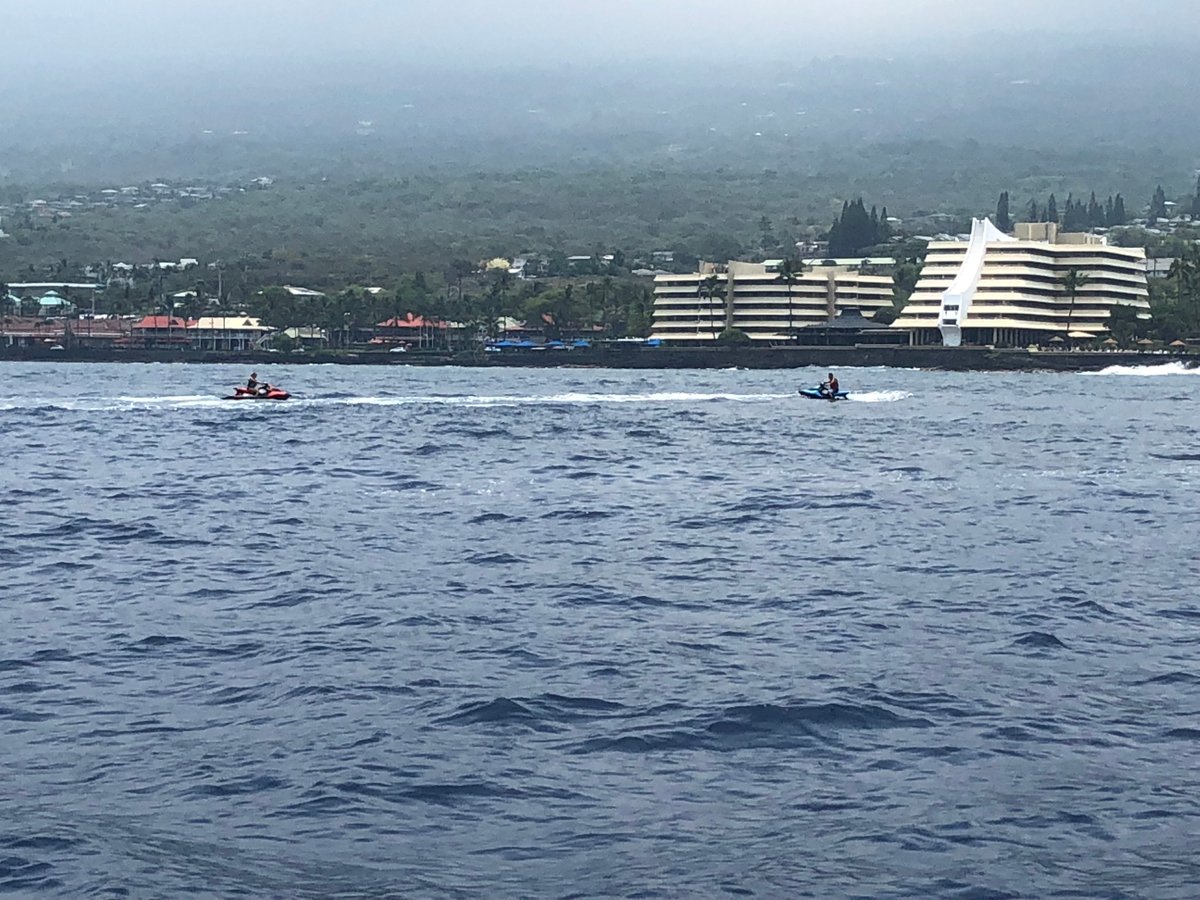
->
[717, 327, 752, 346]
[697, 274, 723, 340]
[1062, 194, 1086, 230]
[995, 191, 1011, 232]
[1149, 185, 1168, 224]
[891, 256, 922, 308]
[757, 216, 776, 254]
[1107, 303, 1140, 345]
[775, 258, 805, 337]
[1112, 194, 1127, 226]
[827, 199, 882, 257]
[1061, 268, 1090, 337]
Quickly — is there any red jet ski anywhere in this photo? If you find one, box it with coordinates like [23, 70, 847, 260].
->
[227, 385, 291, 400]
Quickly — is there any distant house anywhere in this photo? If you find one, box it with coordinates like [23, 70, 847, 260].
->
[37, 291, 75, 317]
[190, 316, 272, 351]
[280, 326, 329, 350]
[795, 240, 829, 257]
[178, 258, 199, 270]
[1145, 258, 1177, 278]
[495, 317, 542, 340]
[281, 285, 325, 299]
[802, 256, 897, 275]
[131, 315, 192, 348]
[374, 313, 453, 349]
[70, 317, 130, 348]
[0, 317, 66, 347]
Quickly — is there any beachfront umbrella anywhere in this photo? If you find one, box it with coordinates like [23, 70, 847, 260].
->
[1137, 338, 1156, 346]
[1049, 335, 1065, 343]
[1170, 340, 1188, 348]
[1102, 337, 1119, 346]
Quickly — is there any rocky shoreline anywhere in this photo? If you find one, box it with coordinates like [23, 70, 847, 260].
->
[1, 345, 1191, 372]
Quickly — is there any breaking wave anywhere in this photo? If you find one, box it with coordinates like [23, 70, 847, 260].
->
[1088, 361, 1200, 377]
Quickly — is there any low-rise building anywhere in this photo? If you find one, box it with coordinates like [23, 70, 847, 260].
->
[373, 313, 449, 349]
[0, 317, 66, 347]
[279, 327, 329, 350]
[281, 285, 326, 299]
[190, 316, 272, 351]
[37, 291, 75, 316]
[1145, 258, 1177, 278]
[131, 315, 193, 348]
[651, 260, 894, 343]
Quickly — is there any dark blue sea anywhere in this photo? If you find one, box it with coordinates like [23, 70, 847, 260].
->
[3, 360, 1200, 898]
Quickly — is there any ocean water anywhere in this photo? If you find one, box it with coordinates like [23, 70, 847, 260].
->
[2, 360, 1199, 899]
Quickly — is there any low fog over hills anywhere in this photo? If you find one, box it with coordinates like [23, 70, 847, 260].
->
[1, 2, 1198, 271]
[4, 43, 1198, 183]
[3, 0, 1198, 182]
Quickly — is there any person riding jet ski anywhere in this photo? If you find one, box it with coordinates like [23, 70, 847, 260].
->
[818, 372, 840, 398]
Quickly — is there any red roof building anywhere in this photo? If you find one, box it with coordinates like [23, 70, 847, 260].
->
[373, 313, 455, 349]
[131, 316, 193, 347]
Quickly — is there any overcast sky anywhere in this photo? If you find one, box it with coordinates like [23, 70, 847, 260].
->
[5, 0, 1196, 72]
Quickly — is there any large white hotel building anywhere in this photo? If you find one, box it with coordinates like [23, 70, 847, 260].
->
[650, 259, 894, 342]
[650, 221, 1151, 346]
[892, 220, 1150, 346]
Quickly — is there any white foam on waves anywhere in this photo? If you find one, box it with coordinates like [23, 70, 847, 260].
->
[848, 390, 912, 403]
[1088, 362, 1200, 377]
[333, 391, 793, 407]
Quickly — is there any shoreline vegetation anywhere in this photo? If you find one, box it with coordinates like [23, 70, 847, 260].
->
[1, 346, 1191, 373]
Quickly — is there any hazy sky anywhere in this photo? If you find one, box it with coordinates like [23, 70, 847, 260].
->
[5, 0, 1197, 72]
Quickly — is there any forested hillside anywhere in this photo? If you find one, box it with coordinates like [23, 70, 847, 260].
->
[2, 39, 1198, 280]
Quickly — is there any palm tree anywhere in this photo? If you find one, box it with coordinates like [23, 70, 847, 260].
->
[1168, 247, 1200, 302]
[1062, 268, 1091, 339]
[697, 274, 723, 341]
[487, 270, 514, 339]
[775, 259, 805, 340]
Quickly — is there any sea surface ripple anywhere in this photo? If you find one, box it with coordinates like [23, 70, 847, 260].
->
[2, 361, 1199, 898]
